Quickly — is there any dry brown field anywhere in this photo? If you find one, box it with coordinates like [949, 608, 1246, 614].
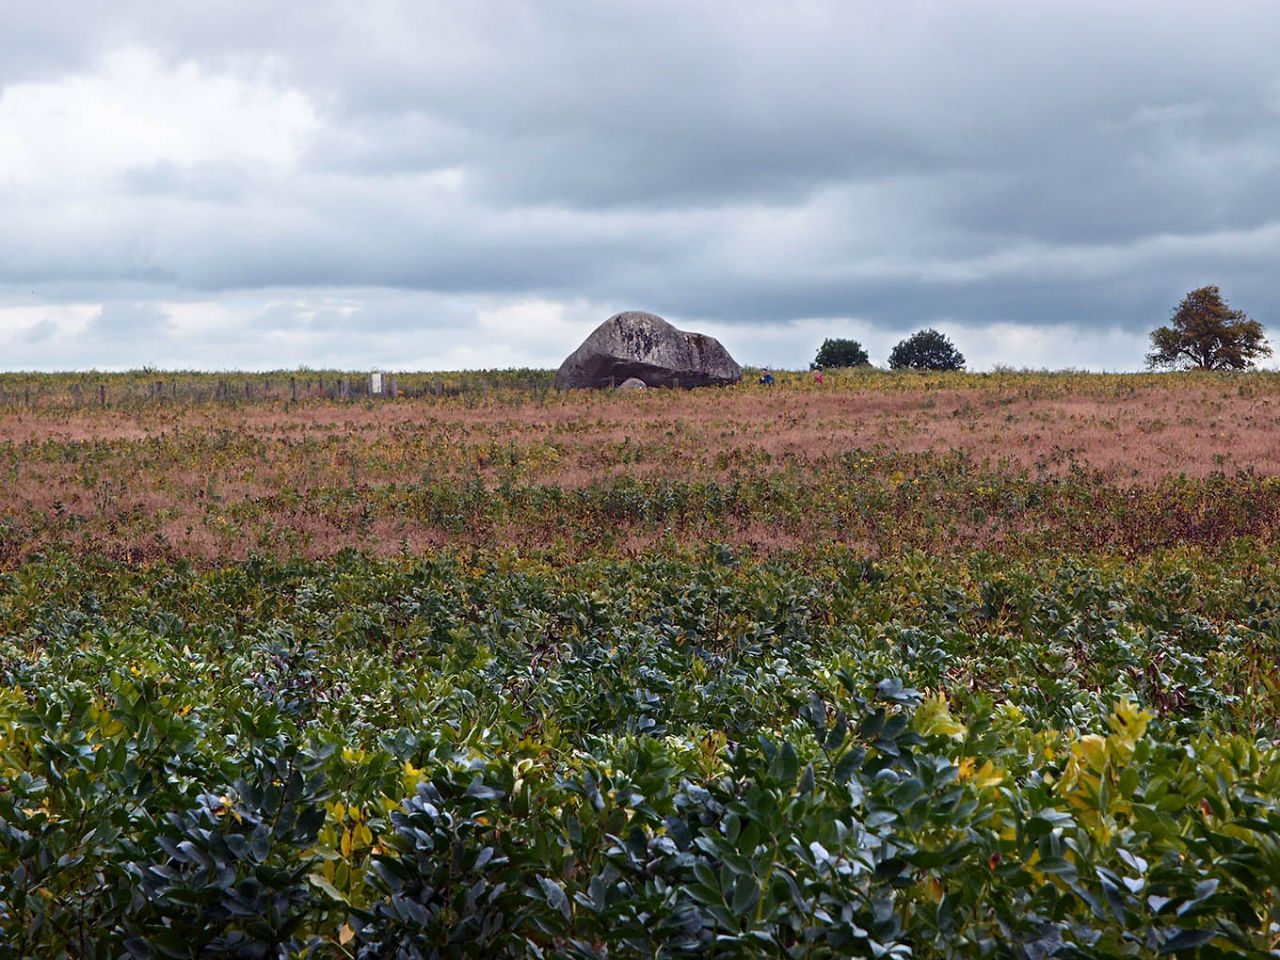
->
[2, 369, 1279, 563]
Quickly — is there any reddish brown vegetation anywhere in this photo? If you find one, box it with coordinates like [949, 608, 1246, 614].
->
[2, 372, 1278, 564]
[4, 378, 1277, 482]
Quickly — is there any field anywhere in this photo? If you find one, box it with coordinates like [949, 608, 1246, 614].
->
[3, 369, 1280, 958]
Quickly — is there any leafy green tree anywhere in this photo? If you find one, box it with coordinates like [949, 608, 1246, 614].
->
[812, 337, 869, 369]
[888, 328, 965, 371]
[1146, 286, 1271, 370]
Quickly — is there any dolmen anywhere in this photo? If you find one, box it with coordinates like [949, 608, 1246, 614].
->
[553, 311, 743, 390]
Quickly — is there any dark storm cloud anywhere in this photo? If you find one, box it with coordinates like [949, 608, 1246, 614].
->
[4, 0, 1280, 370]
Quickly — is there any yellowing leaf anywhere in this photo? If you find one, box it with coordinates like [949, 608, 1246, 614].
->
[1108, 697, 1151, 752]
[1075, 734, 1108, 773]
[974, 760, 1004, 789]
[914, 691, 967, 739]
[997, 703, 1026, 726]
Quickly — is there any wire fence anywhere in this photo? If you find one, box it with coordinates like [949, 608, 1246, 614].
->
[0, 370, 559, 411]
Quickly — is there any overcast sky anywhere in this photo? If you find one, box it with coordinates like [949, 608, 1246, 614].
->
[3, 0, 1280, 372]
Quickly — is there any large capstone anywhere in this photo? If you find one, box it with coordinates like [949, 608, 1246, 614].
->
[553, 311, 742, 389]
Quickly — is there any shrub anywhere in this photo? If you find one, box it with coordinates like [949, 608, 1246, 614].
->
[812, 338, 869, 369]
[888, 329, 965, 371]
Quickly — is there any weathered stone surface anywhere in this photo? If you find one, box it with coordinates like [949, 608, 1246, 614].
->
[553, 311, 742, 390]
[617, 377, 648, 391]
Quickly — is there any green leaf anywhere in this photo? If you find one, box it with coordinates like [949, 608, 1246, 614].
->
[731, 876, 760, 915]
[307, 872, 347, 903]
[538, 875, 571, 920]
[773, 742, 799, 783]
[834, 747, 865, 781]
[465, 776, 502, 800]
[825, 712, 849, 751]
[1158, 927, 1219, 954]
[1037, 857, 1077, 881]
[249, 822, 270, 862]
[799, 764, 816, 795]
[693, 861, 721, 894]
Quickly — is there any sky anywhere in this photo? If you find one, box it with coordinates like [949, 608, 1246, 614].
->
[3, 0, 1280, 373]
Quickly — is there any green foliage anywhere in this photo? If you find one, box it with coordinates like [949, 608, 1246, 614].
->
[3, 549, 1280, 955]
[888, 329, 965, 371]
[9, 365, 1280, 958]
[812, 338, 869, 369]
[1147, 286, 1271, 370]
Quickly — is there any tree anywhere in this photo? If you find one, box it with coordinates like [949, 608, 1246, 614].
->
[1146, 286, 1271, 370]
[888, 329, 965, 371]
[812, 337, 869, 369]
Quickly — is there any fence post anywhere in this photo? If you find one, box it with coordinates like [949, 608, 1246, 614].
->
[291, 376, 297, 402]
[386, 374, 397, 398]
[99, 384, 107, 408]
[72, 383, 82, 407]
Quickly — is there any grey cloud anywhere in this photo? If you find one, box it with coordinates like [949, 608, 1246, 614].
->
[288, 3, 1280, 214]
[18, 317, 58, 343]
[6, 1, 1280, 370]
[119, 161, 252, 203]
[250, 291, 475, 334]
[0, 0, 339, 84]
[90, 301, 174, 337]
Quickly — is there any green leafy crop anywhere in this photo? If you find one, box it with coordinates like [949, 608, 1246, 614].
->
[3, 548, 1280, 957]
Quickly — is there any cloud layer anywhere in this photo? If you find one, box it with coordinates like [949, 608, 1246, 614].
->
[4, 0, 1280, 370]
